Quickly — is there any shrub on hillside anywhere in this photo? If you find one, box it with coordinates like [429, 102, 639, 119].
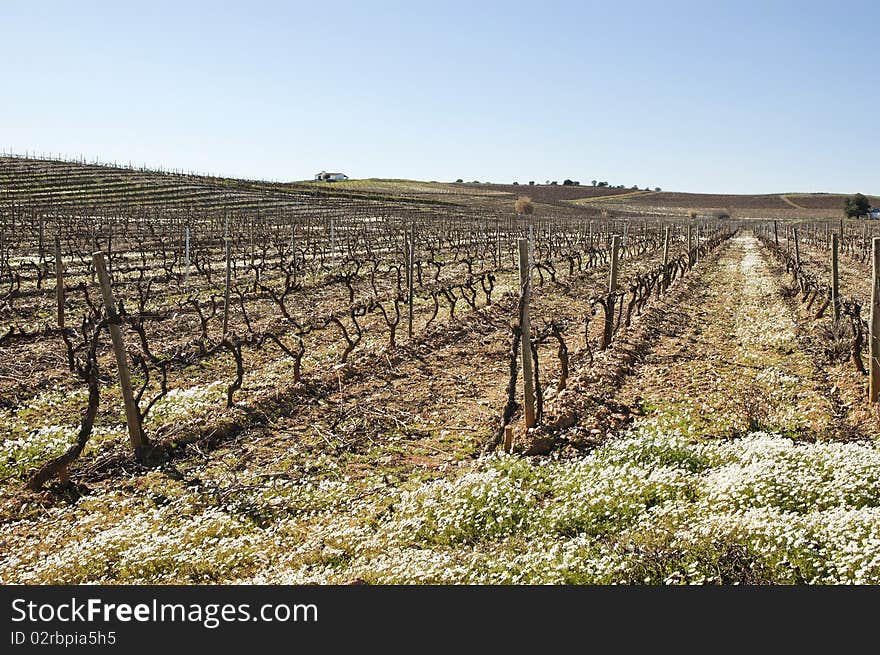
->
[515, 196, 535, 215]
[844, 193, 870, 218]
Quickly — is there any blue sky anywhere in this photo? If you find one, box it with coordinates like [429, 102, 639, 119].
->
[1, 0, 876, 193]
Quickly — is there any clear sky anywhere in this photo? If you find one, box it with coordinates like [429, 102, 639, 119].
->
[1, 0, 876, 194]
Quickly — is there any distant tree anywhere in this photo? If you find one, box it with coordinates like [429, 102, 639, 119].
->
[563, 179, 574, 186]
[688, 210, 699, 220]
[597, 181, 608, 187]
[455, 178, 463, 183]
[545, 180, 550, 185]
[655, 187, 661, 192]
[574, 181, 580, 185]
[713, 208, 732, 220]
[550, 180, 558, 185]
[528, 181, 535, 186]
[631, 184, 639, 190]
[515, 196, 534, 215]
[512, 181, 519, 185]
[844, 193, 871, 218]
[591, 180, 597, 187]
[472, 180, 480, 184]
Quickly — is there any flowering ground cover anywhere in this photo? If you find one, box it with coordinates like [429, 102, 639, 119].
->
[3, 428, 878, 584]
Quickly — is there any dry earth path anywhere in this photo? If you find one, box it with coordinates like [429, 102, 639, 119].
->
[615, 231, 848, 440]
[780, 194, 806, 210]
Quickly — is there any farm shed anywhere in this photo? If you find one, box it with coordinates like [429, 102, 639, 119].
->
[315, 171, 348, 182]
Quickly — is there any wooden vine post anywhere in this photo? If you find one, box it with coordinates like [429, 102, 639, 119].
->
[793, 227, 801, 268]
[867, 236, 880, 402]
[517, 239, 536, 429]
[249, 216, 255, 267]
[831, 233, 840, 322]
[222, 234, 232, 335]
[659, 225, 670, 296]
[93, 251, 148, 457]
[184, 223, 191, 295]
[54, 235, 64, 328]
[773, 220, 778, 247]
[407, 223, 414, 340]
[687, 225, 693, 268]
[528, 224, 535, 284]
[503, 425, 514, 453]
[330, 216, 336, 261]
[38, 213, 44, 262]
[602, 235, 621, 348]
[290, 218, 297, 281]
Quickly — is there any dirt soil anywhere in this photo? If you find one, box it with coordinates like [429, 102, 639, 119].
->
[614, 232, 869, 441]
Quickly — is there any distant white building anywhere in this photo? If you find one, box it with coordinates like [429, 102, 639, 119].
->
[869, 208, 880, 220]
[315, 171, 348, 182]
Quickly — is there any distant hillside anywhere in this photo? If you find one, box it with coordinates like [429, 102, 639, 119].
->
[2, 156, 875, 219]
[0, 157, 454, 212]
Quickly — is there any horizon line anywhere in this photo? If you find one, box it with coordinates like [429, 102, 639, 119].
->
[2, 149, 876, 198]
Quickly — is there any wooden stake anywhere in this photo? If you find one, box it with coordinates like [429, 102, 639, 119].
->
[517, 239, 536, 429]
[832, 232, 840, 321]
[184, 224, 191, 295]
[93, 252, 147, 455]
[38, 214, 44, 262]
[249, 217, 255, 267]
[407, 224, 414, 340]
[54, 235, 64, 328]
[222, 237, 232, 335]
[687, 225, 693, 267]
[609, 234, 620, 294]
[794, 227, 801, 268]
[660, 226, 670, 296]
[602, 235, 621, 349]
[503, 425, 514, 453]
[871, 238, 880, 403]
[330, 216, 336, 261]
[773, 220, 778, 247]
[528, 224, 534, 283]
